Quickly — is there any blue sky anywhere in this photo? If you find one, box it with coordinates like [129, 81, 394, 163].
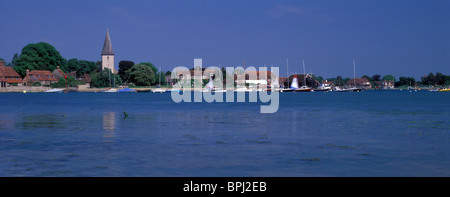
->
[1, 0, 449, 79]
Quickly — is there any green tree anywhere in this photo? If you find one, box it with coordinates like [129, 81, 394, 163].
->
[126, 64, 156, 86]
[382, 74, 395, 82]
[395, 76, 416, 87]
[51, 76, 85, 88]
[336, 76, 345, 86]
[90, 69, 122, 88]
[361, 75, 372, 82]
[13, 42, 68, 77]
[11, 53, 19, 66]
[372, 74, 382, 82]
[118, 60, 135, 82]
[422, 73, 436, 86]
[67, 58, 98, 77]
[155, 70, 166, 86]
[435, 72, 446, 85]
[139, 62, 158, 74]
[311, 74, 323, 83]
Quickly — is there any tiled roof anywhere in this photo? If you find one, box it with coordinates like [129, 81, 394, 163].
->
[53, 68, 77, 78]
[0, 66, 23, 83]
[24, 70, 58, 82]
[346, 78, 370, 85]
[80, 73, 91, 83]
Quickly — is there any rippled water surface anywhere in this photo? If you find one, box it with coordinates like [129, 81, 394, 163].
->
[0, 91, 449, 176]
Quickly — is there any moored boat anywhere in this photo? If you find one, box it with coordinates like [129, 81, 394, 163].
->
[152, 88, 166, 93]
[44, 88, 64, 93]
[314, 83, 332, 92]
[294, 86, 312, 92]
[293, 60, 312, 92]
[118, 88, 136, 93]
[103, 88, 118, 93]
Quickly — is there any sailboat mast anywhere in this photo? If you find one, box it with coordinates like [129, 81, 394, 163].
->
[303, 59, 306, 87]
[286, 58, 289, 87]
[353, 59, 356, 88]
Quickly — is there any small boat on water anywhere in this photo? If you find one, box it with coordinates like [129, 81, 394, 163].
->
[293, 60, 312, 92]
[152, 88, 166, 93]
[280, 58, 294, 92]
[438, 88, 450, 92]
[348, 87, 362, 92]
[280, 88, 294, 92]
[294, 86, 312, 92]
[314, 83, 332, 92]
[118, 88, 136, 93]
[103, 88, 118, 93]
[152, 66, 167, 93]
[44, 88, 64, 93]
[334, 87, 351, 92]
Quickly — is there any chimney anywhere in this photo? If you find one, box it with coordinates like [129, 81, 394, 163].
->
[0, 60, 5, 67]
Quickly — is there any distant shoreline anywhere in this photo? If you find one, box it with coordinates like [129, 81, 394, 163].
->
[0, 86, 446, 93]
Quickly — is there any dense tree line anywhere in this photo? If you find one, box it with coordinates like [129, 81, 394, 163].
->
[117, 60, 165, 86]
[3, 42, 448, 89]
[322, 73, 450, 88]
[3, 42, 167, 88]
[12, 42, 68, 77]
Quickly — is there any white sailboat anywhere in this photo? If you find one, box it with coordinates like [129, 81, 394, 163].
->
[280, 58, 294, 92]
[294, 59, 312, 92]
[153, 67, 166, 93]
[103, 69, 117, 92]
[103, 88, 118, 93]
[348, 59, 362, 92]
[335, 59, 362, 92]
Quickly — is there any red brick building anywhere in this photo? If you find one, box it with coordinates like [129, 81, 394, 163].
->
[0, 64, 23, 87]
[23, 70, 58, 86]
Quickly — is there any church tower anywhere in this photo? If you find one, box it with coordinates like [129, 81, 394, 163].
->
[101, 29, 116, 73]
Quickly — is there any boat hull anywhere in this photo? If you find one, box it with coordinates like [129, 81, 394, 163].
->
[152, 88, 166, 93]
[314, 89, 331, 92]
[103, 89, 118, 93]
[280, 89, 294, 92]
[44, 89, 64, 93]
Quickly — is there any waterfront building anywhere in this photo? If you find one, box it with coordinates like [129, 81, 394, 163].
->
[347, 77, 371, 89]
[0, 64, 23, 87]
[101, 29, 116, 74]
[382, 80, 394, 89]
[23, 69, 58, 86]
[53, 66, 76, 80]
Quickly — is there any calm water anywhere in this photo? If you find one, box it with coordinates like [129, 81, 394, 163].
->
[0, 90, 449, 177]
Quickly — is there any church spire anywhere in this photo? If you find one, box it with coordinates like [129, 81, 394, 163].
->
[101, 29, 114, 56]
